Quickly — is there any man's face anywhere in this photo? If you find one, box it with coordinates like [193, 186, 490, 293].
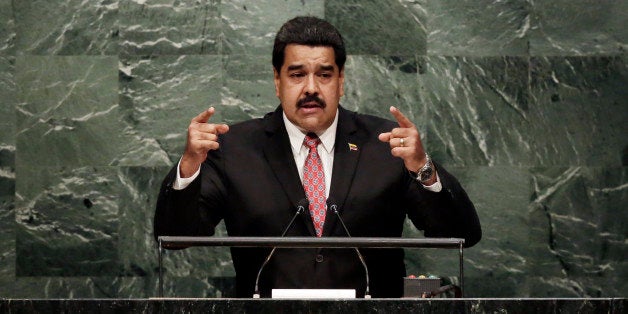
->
[274, 44, 344, 133]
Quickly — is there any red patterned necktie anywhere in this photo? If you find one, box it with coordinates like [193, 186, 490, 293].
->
[302, 133, 326, 237]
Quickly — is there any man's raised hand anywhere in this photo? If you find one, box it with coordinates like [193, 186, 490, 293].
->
[377, 106, 429, 174]
[180, 107, 229, 178]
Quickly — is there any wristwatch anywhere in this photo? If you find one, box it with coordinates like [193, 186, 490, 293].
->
[409, 154, 434, 183]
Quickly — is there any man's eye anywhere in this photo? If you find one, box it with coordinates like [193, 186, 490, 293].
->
[290, 72, 305, 78]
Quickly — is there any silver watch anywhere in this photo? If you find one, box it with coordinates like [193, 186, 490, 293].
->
[410, 154, 434, 183]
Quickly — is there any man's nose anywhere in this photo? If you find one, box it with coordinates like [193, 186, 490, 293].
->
[304, 74, 319, 95]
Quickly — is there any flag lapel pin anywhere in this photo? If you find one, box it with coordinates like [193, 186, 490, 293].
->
[348, 143, 358, 151]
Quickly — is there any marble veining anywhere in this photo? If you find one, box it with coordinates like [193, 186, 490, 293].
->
[0, 0, 625, 299]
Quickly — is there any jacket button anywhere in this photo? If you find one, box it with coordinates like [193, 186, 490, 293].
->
[315, 254, 324, 263]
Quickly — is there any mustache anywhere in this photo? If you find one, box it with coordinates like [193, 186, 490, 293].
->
[297, 95, 326, 108]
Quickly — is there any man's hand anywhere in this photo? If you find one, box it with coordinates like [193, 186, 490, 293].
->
[180, 107, 229, 178]
[378, 106, 436, 184]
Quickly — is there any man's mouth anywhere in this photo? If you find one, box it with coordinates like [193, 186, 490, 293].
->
[297, 95, 326, 109]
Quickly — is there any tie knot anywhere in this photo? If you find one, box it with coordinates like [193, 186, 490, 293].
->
[304, 133, 320, 149]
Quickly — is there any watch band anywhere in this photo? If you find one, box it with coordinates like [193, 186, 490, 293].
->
[409, 154, 434, 183]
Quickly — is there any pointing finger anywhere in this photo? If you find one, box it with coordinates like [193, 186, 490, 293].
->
[192, 107, 215, 124]
[389, 106, 414, 128]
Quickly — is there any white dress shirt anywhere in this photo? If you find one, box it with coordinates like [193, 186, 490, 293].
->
[283, 110, 337, 198]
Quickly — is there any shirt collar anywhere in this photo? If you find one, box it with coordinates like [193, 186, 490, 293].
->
[283, 109, 338, 154]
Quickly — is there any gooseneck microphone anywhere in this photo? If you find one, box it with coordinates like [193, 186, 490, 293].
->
[328, 201, 371, 299]
[253, 198, 308, 298]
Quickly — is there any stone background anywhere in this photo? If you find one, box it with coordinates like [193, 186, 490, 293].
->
[0, 0, 626, 298]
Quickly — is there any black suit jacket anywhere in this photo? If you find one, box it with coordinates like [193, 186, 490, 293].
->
[154, 106, 481, 297]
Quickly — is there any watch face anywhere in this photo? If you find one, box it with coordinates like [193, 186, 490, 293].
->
[418, 158, 433, 182]
[420, 167, 433, 181]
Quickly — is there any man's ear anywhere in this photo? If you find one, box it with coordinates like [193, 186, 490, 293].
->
[273, 68, 280, 97]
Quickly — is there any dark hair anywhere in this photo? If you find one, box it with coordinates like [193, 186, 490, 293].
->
[272, 16, 346, 73]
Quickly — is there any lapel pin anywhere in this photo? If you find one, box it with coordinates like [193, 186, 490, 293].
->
[348, 143, 358, 151]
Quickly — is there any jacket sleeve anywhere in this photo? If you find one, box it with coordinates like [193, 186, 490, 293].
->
[153, 158, 227, 243]
[406, 162, 482, 248]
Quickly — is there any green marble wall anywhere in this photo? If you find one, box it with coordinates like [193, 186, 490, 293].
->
[1, 0, 626, 298]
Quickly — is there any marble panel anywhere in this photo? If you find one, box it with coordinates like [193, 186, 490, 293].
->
[115, 166, 233, 297]
[119, 0, 220, 56]
[6, 277, 124, 298]
[527, 167, 628, 297]
[530, 0, 628, 56]
[529, 56, 627, 167]
[221, 54, 278, 123]
[0, 142, 15, 296]
[118, 55, 222, 165]
[0, 55, 15, 168]
[15, 166, 121, 276]
[116, 167, 165, 283]
[343, 55, 425, 126]
[0, 0, 15, 55]
[403, 166, 532, 297]
[2, 0, 627, 300]
[159, 253, 235, 298]
[325, 0, 426, 55]
[155, 225, 235, 297]
[426, 0, 531, 56]
[404, 165, 628, 298]
[0, 140, 14, 172]
[421, 56, 531, 166]
[15, 56, 141, 168]
[110, 273, 234, 298]
[0, 28, 16, 296]
[221, 0, 324, 55]
[13, 0, 118, 55]
[0, 166, 15, 295]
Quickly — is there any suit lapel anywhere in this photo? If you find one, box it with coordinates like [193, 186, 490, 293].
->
[323, 107, 363, 236]
[262, 107, 316, 236]
[263, 106, 365, 237]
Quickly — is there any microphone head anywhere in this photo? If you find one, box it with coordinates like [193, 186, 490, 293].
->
[326, 198, 339, 214]
[296, 198, 309, 214]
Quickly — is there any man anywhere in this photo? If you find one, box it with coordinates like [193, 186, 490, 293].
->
[155, 16, 481, 298]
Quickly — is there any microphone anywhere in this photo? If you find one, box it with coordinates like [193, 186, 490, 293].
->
[327, 200, 371, 299]
[253, 198, 308, 298]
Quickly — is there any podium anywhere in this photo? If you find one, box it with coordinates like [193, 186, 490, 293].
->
[157, 236, 465, 298]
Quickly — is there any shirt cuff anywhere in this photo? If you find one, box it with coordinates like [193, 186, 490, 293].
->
[421, 173, 442, 193]
[173, 158, 201, 190]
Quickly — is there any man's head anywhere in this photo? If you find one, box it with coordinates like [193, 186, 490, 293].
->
[273, 16, 346, 133]
[272, 16, 346, 74]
